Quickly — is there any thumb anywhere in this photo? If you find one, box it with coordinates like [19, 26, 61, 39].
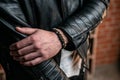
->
[16, 27, 37, 35]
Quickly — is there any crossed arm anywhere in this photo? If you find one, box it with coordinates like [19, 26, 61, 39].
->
[10, 0, 110, 66]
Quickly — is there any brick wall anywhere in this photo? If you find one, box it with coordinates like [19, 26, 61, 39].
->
[95, 0, 120, 66]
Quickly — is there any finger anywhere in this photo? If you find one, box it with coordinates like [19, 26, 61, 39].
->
[20, 57, 44, 66]
[10, 45, 35, 56]
[16, 27, 37, 35]
[13, 51, 41, 62]
[10, 36, 32, 50]
[10, 51, 19, 57]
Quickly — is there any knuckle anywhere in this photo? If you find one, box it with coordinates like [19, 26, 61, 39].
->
[30, 36, 36, 42]
[17, 50, 23, 56]
[16, 43, 20, 49]
[34, 43, 41, 49]
[37, 49, 44, 57]
[43, 54, 48, 60]
[39, 48, 43, 53]
[29, 61, 36, 66]
[29, 58, 42, 66]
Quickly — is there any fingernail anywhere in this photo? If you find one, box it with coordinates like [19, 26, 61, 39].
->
[9, 44, 17, 50]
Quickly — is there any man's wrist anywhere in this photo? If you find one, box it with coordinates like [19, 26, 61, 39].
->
[52, 28, 68, 48]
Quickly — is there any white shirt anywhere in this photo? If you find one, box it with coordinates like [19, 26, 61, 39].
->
[60, 49, 82, 77]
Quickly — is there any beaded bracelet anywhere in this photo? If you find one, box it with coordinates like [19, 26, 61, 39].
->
[52, 28, 66, 48]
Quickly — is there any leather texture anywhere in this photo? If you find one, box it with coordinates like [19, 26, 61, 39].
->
[0, 0, 110, 80]
[25, 59, 69, 80]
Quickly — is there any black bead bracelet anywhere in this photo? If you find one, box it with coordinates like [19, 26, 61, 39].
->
[52, 28, 66, 48]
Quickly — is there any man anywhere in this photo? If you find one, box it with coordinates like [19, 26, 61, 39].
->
[0, 0, 110, 80]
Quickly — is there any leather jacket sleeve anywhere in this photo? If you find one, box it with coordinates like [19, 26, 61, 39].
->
[59, 0, 110, 50]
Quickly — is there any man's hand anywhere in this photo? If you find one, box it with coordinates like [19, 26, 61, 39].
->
[10, 27, 62, 66]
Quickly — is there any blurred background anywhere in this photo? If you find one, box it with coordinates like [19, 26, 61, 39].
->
[0, 0, 120, 80]
[87, 0, 120, 80]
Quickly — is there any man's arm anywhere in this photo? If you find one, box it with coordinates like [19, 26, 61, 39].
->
[59, 0, 110, 49]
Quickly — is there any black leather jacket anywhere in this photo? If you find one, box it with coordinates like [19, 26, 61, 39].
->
[0, 0, 110, 80]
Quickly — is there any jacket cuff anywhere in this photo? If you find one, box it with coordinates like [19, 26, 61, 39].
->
[58, 28, 89, 50]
